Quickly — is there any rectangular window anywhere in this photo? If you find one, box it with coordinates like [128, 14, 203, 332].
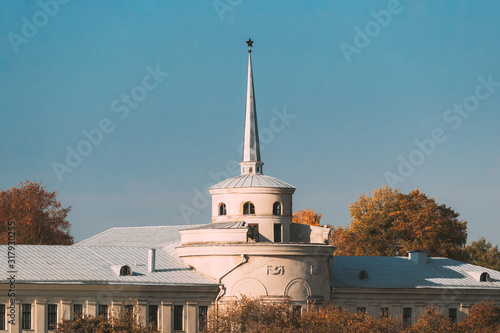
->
[22, 304, 31, 329]
[48, 304, 57, 330]
[73, 304, 83, 318]
[248, 224, 259, 242]
[199, 306, 208, 331]
[98, 305, 108, 318]
[274, 224, 282, 243]
[403, 308, 412, 326]
[449, 308, 457, 323]
[0, 304, 5, 330]
[356, 307, 366, 314]
[380, 307, 389, 318]
[124, 304, 134, 314]
[174, 305, 183, 331]
[148, 305, 158, 329]
[292, 305, 302, 317]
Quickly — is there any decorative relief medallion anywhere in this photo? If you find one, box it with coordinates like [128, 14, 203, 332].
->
[267, 265, 284, 275]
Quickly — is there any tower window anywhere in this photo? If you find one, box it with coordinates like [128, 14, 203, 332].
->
[120, 265, 132, 276]
[219, 203, 227, 216]
[248, 224, 259, 242]
[273, 202, 282, 215]
[274, 224, 282, 242]
[243, 202, 255, 215]
[249, 167, 253, 173]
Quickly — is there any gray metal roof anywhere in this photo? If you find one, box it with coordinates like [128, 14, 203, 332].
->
[209, 174, 295, 189]
[332, 256, 500, 289]
[75, 225, 187, 247]
[0, 245, 216, 285]
[180, 221, 247, 230]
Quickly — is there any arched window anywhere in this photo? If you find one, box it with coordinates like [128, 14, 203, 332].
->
[358, 270, 369, 280]
[273, 202, 282, 216]
[120, 265, 132, 276]
[480, 272, 491, 282]
[219, 203, 227, 216]
[243, 202, 255, 215]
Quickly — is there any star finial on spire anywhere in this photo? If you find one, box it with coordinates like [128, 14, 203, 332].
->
[246, 38, 254, 53]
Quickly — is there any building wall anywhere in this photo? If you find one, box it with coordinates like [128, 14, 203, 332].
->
[0, 284, 218, 333]
[332, 287, 500, 324]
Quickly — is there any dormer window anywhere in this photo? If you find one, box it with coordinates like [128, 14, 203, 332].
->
[480, 272, 491, 282]
[243, 202, 255, 215]
[219, 203, 227, 216]
[273, 202, 282, 216]
[120, 265, 132, 276]
[358, 270, 369, 280]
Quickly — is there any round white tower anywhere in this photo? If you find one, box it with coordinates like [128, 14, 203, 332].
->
[176, 39, 334, 306]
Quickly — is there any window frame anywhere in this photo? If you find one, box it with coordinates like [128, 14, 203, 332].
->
[273, 202, 282, 216]
[248, 224, 259, 242]
[274, 223, 282, 242]
[403, 307, 412, 326]
[449, 308, 457, 323]
[98, 304, 108, 318]
[0, 304, 5, 330]
[120, 265, 132, 276]
[174, 305, 184, 331]
[380, 307, 389, 318]
[22, 303, 31, 330]
[148, 305, 158, 330]
[73, 304, 83, 318]
[199, 305, 208, 331]
[356, 307, 366, 314]
[243, 202, 255, 215]
[219, 203, 227, 216]
[47, 304, 57, 331]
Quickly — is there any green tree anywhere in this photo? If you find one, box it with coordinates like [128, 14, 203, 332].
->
[0, 180, 73, 245]
[332, 186, 467, 258]
[461, 237, 500, 271]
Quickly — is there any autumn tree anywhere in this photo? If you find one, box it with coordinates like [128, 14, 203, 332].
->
[406, 307, 458, 333]
[0, 180, 74, 245]
[55, 304, 158, 333]
[292, 209, 322, 226]
[457, 301, 500, 332]
[331, 186, 467, 258]
[460, 237, 500, 271]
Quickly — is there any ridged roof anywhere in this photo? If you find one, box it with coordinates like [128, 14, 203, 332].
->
[332, 256, 500, 289]
[0, 244, 216, 285]
[75, 225, 185, 247]
[209, 174, 295, 189]
[181, 221, 247, 230]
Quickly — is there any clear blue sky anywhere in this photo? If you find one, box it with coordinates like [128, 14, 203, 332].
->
[1, 1, 499, 246]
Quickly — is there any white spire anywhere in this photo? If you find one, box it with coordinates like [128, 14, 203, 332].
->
[240, 38, 263, 175]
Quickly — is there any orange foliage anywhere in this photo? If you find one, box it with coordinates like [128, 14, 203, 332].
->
[0, 180, 73, 245]
[457, 301, 500, 332]
[292, 209, 322, 226]
[332, 186, 467, 258]
[207, 298, 500, 332]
